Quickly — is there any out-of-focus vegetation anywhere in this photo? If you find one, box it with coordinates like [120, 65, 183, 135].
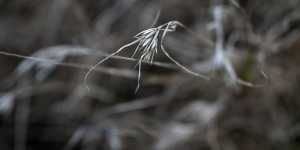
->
[1, 0, 300, 150]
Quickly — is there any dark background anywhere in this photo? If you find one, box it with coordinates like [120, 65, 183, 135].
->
[0, 0, 300, 150]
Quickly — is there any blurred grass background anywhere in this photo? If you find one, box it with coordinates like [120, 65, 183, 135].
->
[0, 0, 300, 150]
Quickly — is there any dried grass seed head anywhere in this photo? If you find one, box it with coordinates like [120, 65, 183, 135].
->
[84, 21, 209, 92]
